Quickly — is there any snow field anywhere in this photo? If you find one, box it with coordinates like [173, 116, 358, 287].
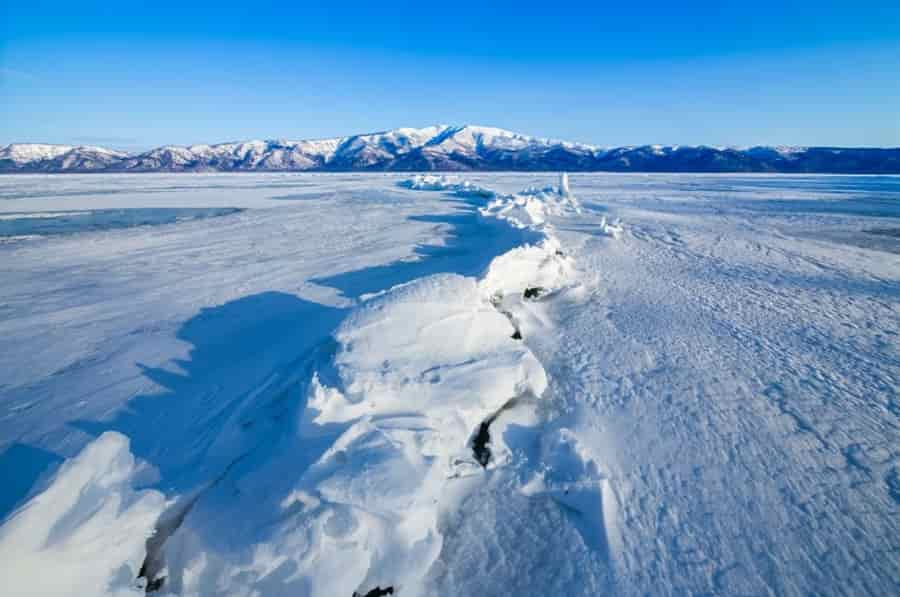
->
[3, 172, 893, 595]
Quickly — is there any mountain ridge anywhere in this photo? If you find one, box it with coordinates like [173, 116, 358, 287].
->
[3, 125, 899, 173]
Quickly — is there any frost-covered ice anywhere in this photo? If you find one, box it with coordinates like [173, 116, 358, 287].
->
[0, 208, 243, 238]
[399, 174, 493, 198]
[0, 172, 897, 596]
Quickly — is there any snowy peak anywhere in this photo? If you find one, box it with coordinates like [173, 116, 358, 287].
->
[2, 127, 899, 173]
[0, 143, 79, 163]
[0, 143, 129, 171]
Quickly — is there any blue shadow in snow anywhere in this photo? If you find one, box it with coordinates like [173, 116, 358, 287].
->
[311, 197, 543, 299]
[71, 291, 347, 493]
[0, 443, 64, 522]
[62, 191, 538, 497]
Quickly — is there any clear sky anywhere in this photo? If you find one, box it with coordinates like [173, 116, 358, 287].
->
[2, 1, 898, 150]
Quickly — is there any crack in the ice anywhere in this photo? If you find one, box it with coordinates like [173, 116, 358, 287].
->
[353, 586, 395, 597]
[523, 286, 545, 300]
[471, 418, 494, 467]
[138, 494, 198, 593]
[471, 397, 521, 468]
[138, 452, 250, 592]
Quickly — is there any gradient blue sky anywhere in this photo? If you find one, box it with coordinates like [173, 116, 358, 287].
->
[2, 1, 898, 150]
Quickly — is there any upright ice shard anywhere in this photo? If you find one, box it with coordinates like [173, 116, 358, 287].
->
[560, 172, 570, 196]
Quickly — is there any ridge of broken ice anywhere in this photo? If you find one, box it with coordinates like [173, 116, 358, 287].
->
[0, 174, 612, 597]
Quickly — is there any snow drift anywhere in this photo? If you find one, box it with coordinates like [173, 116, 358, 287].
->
[0, 432, 166, 596]
[0, 174, 616, 596]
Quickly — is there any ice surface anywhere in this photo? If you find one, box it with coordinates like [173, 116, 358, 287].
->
[0, 208, 242, 239]
[399, 174, 493, 197]
[0, 172, 897, 596]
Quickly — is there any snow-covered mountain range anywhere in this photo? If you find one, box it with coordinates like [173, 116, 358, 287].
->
[2, 125, 899, 173]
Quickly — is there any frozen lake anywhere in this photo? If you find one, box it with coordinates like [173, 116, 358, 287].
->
[0, 173, 897, 596]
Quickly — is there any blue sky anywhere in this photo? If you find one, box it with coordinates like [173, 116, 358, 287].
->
[2, 1, 898, 150]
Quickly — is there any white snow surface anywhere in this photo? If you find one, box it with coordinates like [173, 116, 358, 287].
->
[0, 172, 898, 596]
[398, 174, 493, 197]
[0, 432, 166, 597]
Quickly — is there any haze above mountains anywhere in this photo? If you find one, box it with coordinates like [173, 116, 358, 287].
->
[2, 125, 899, 173]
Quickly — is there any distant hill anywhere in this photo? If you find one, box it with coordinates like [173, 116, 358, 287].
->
[3, 125, 899, 173]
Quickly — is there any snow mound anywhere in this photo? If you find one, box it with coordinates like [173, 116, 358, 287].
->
[597, 215, 624, 239]
[0, 432, 166, 597]
[160, 181, 582, 594]
[267, 179, 589, 593]
[0, 173, 608, 596]
[399, 175, 493, 198]
[398, 174, 457, 191]
[312, 274, 546, 428]
[271, 273, 549, 593]
[481, 185, 582, 229]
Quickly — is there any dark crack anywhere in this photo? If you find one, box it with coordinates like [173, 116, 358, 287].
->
[471, 397, 521, 468]
[353, 586, 395, 597]
[472, 418, 494, 467]
[523, 286, 545, 300]
[138, 494, 200, 593]
[138, 453, 249, 592]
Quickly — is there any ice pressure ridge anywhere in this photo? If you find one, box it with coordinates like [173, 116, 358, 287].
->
[0, 174, 620, 596]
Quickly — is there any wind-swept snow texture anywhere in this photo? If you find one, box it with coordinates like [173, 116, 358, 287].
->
[0, 432, 166, 596]
[0, 173, 898, 596]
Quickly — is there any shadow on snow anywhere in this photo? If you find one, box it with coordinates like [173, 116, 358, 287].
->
[311, 196, 542, 300]
[0, 190, 537, 523]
